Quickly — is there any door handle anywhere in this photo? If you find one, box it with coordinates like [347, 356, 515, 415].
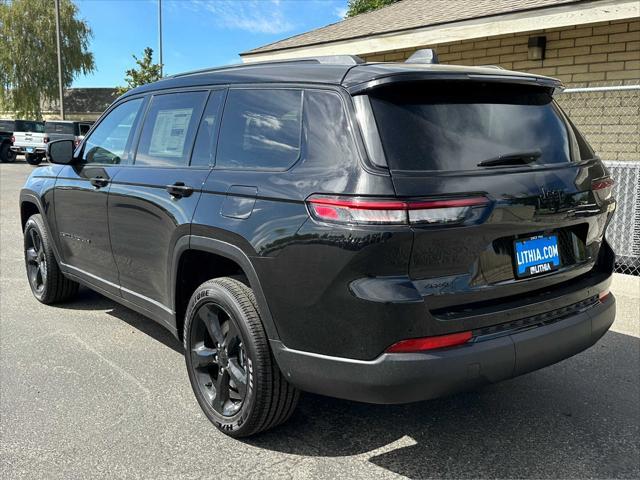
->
[90, 176, 109, 188]
[166, 182, 193, 198]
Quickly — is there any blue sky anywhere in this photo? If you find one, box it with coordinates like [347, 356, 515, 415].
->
[73, 0, 348, 87]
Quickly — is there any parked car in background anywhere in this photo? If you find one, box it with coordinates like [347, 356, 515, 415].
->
[45, 120, 93, 147]
[20, 52, 617, 437]
[0, 119, 18, 163]
[10, 120, 47, 165]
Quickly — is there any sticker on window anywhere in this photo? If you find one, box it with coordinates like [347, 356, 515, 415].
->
[148, 108, 193, 158]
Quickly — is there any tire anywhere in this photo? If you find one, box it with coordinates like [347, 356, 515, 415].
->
[25, 153, 42, 165]
[24, 214, 79, 304]
[0, 142, 15, 163]
[184, 277, 299, 437]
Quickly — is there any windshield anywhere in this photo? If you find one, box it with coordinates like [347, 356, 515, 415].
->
[369, 82, 571, 171]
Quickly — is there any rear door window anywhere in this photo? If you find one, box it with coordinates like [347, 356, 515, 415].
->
[369, 82, 571, 171]
[135, 91, 207, 167]
[216, 89, 302, 170]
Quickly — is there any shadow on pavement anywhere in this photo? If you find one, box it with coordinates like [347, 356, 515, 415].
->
[55, 286, 184, 354]
[249, 330, 639, 479]
[52, 287, 640, 479]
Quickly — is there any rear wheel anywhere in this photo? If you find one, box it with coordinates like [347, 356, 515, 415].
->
[184, 277, 299, 437]
[24, 214, 79, 304]
[25, 153, 42, 165]
[0, 143, 15, 163]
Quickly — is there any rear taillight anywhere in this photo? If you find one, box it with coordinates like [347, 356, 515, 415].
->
[599, 289, 610, 302]
[74, 139, 80, 147]
[592, 177, 614, 203]
[43, 136, 49, 143]
[10, 135, 15, 144]
[386, 331, 473, 353]
[306, 195, 489, 226]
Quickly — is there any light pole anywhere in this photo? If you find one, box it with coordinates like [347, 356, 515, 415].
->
[54, 0, 65, 119]
[158, 0, 163, 77]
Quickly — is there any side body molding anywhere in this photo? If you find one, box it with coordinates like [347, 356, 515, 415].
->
[171, 235, 281, 341]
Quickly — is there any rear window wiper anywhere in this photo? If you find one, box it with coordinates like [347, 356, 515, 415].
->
[477, 150, 541, 167]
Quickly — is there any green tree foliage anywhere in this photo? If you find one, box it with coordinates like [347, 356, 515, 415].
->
[0, 0, 95, 118]
[346, 0, 399, 17]
[116, 47, 162, 96]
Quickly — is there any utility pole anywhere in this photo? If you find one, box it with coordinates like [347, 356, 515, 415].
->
[54, 0, 65, 119]
[158, 0, 163, 77]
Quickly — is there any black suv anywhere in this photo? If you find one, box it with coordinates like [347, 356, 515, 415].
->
[20, 52, 616, 437]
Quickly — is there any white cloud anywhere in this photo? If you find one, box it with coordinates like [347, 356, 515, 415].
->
[334, 6, 348, 19]
[184, 0, 295, 35]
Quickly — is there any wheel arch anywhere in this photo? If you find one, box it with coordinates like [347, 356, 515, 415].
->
[20, 198, 40, 232]
[171, 235, 281, 342]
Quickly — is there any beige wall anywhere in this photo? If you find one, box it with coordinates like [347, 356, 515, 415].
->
[363, 19, 639, 87]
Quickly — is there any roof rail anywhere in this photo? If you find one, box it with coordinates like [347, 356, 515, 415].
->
[405, 49, 439, 65]
[169, 55, 364, 79]
[480, 65, 506, 70]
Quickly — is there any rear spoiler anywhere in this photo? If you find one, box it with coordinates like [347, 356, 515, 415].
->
[346, 72, 563, 95]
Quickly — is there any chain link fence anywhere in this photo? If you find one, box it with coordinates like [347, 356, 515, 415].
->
[557, 85, 640, 276]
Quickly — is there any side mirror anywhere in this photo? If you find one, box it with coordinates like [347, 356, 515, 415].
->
[47, 139, 76, 165]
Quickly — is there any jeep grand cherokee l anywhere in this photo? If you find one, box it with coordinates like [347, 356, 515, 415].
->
[20, 52, 616, 437]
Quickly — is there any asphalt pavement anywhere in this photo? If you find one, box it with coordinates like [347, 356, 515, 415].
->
[1, 160, 639, 479]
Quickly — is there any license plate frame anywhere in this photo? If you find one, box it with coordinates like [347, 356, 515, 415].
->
[513, 233, 561, 278]
[25, 147, 34, 153]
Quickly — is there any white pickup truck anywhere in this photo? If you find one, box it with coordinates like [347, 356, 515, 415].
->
[10, 120, 47, 165]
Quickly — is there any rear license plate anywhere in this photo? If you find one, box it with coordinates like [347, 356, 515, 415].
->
[514, 234, 561, 278]
[25, 147, 34, 153]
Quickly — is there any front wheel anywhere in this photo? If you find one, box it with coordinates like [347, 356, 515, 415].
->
[25, 153, 43, 165]
[24, 214, 79, 304]
[184, 277, 299, 437]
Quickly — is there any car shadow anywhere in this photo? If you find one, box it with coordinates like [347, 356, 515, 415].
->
[51, 289, 640, 479]
[55, 286, 184, 354]
[247, 330, 639, 479]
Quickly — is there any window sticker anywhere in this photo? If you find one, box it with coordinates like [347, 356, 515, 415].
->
[148, 108, 193, 158]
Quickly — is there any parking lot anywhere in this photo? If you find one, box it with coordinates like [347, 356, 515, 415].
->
[1, 159, 638, 479]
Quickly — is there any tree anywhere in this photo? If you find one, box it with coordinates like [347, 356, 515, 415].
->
[346, 0, 399, 17]
[0, 0, 95, 118]
[116, 47, 162, 96]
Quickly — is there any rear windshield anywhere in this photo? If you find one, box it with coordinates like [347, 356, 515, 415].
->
[369, 82, 571, 171]
[0, 120, 15, 132]
[45, 122, 75, 135]
[14, 120, 45, 133]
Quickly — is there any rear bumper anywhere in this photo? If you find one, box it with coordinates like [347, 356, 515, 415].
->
[11, 146, 46, 154]
[271, 294, 615, 404]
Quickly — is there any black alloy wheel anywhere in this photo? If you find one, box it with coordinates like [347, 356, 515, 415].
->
[184, 277, 299, 437]
[25, 227, 46, 295]
[23, 214, 79, 304]
[190, 302, 249, 417]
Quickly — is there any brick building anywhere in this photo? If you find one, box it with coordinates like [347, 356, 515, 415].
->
[241, 0, 639, 162]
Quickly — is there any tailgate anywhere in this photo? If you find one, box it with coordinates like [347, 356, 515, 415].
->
[368, 80, 616, 331]
[14, 132, 46, 148]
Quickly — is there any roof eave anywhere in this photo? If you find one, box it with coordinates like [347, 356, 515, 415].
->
[241, 0, 639, 61]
